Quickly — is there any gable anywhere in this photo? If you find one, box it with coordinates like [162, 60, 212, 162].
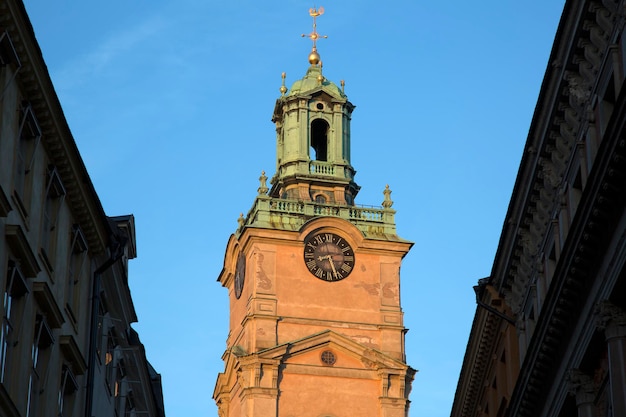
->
[258, 330, 409, 371]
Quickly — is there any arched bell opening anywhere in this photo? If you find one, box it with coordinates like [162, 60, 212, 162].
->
[310, 119, 329, 161]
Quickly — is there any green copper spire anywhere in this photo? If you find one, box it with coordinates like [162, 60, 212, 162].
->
[270, 6, 358, 205]
[236, 6, 401, 239]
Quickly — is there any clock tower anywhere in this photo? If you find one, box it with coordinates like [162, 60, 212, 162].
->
[213, 8, 415, 417]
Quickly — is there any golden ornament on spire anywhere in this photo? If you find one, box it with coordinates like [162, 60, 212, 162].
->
[279, 72, 287, 95]
[301, 6, 328, 65]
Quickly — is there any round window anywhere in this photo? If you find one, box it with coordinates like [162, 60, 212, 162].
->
[320, 350, 336, 366]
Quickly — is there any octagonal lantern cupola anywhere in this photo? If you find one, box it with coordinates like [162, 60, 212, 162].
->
[269, 38, 359, 206]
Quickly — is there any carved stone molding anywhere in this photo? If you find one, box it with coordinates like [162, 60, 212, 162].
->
[565, 71, 592, 107]
[596, 300, 626, 339]
[585, 19, 610, 51]
[567, 369, 596, 406]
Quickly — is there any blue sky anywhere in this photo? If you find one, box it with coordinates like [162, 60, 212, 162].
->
[23, 1, 565, 416]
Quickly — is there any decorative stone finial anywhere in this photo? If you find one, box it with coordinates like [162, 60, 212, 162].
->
[382, 184, 393, 208]
[258, 170, 269, 195]
[237, 213, 245, 228]
[301, 6, 328, 66]
[341, 80, 345, 94]
[280, 72, 287, 96]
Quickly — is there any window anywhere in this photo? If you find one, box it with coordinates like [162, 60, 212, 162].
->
[124, 390, 136, 417]
[599, 71, 616, 137]
[310, 119, 329, 161]
[320, 350, 336, 366]
[95, 301, 107, 363]
[568, 169, 583, 220]
[40, 166, 66, 271]
[1, 260, 28, 383]
[58, 365, 78, 417]
[66, 225, 87, 324]
[0, 30, 21, 99]
[115, 359, 127, 412]
[0, 30, 20, 66]
[105, 329, 118, 394]
[26, 315, 54, 417]
[545, 244, 557, 286]
[315, 194, 327, 204]
[14, 102, 41, 218]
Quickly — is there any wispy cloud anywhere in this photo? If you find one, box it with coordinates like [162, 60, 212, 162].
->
[52, 16, 168, 91]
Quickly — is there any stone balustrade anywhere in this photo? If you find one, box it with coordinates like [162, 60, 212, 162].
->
[241, 196, 398, 237]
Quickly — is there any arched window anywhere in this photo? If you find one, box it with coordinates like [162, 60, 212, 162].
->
[310, 119, 329, 161]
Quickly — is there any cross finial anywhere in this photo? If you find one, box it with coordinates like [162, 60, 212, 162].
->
[301, 6, 328, 65]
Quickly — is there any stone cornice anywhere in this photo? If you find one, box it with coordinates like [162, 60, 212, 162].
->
[506, 5, 626, 415]
[453, 1, 626, 416]
[2, 0, 111, 254]
[508, 80, 626, 417]
[450, 302, 504, 417]
[491, 0, 591, 307]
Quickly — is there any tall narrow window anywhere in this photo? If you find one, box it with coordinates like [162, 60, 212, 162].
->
[41, 165, 66, 271]
[0, 30, 21, 104]
[26, 315, 54, 417]
[105, 329, 118, 394]
[14, 102, 41, 218]
[0, 31, 20, 66]
[96, 301, 107, 363]
[115, 359, 127, 412]
[125, 390, 136, 417]
[58, 365, 78, 417]
[1, 260, 28, 383]
[310, 119, 329, 161]
[545, 244, 557, 287]
[568, 169, 583, 220]
[599, 71, 616, 137]
[66, 225, 87, 324]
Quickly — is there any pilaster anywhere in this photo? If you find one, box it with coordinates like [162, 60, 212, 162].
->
[596, 300, 626, 416]
[567, 369, 596, 417]
[238, 357, 280, 417]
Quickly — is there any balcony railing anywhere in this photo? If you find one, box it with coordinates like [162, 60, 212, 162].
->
[242, 197, 397, 236]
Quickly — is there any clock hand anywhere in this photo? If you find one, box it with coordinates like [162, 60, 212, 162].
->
[326, 255, 339, 278]
[317, 255, 340, 278]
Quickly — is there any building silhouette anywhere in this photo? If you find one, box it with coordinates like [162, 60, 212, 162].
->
[0, 1, 164, 416]
[451, 0, 626, 416]
[213, 8, 415, 417]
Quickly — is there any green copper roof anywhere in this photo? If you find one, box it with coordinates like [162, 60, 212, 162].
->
[287, 65, 345, 99]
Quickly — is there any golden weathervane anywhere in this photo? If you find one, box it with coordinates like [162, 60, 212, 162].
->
[302, 6, 327, 65]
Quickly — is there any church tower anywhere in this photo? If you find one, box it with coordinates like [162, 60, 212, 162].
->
[213, 8, 415, 417]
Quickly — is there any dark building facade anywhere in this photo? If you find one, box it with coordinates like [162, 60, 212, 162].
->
[451, 0, 626, 416]
[0, 1, 164, 416]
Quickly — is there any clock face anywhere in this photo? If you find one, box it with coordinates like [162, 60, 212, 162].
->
[234, 252, 246, 299]
[303, 232, 355, 282]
